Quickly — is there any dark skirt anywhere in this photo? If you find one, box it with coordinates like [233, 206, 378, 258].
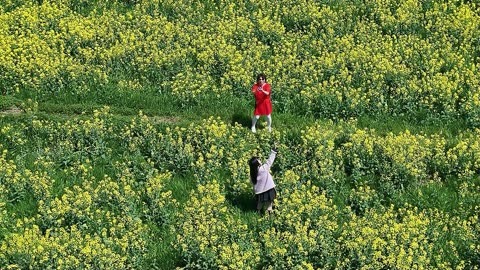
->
[256, 188, 277, 203]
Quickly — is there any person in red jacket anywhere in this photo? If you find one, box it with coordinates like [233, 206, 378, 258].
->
[251, 73, 272, 133]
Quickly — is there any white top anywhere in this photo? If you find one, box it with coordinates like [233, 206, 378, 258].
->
[253, 150, 277, 194]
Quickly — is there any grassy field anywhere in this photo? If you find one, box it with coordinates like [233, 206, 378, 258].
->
[1, 1, 479, 269]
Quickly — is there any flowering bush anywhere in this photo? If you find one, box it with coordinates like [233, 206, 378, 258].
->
[1, 109, 480, 268]
[1, 0, 480, 268]
[1, 0, 479, 120]
[175, 180, 260, 269]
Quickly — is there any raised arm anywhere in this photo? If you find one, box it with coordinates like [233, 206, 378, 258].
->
[262, 149, 277, 170]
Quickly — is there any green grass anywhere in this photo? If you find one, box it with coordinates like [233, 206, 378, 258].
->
[165, 174, 197, 204]
[140, 175, 198, 269]
[15, 85, 471, 138]
[5, 191, 38, 219]
[141, 223, 181, 270]
[394, 176, 480, 217]
[0, 95, 22, 111]
[7, 88, 475, 197]
[1, 0, 479, 266]
[3, 89, 478, 268]
[356, 112, 468, 137]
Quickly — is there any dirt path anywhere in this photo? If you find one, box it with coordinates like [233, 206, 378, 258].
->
[0, 106, 23, 115]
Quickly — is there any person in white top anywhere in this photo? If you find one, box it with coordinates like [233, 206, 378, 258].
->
[248, 148, 278, 214]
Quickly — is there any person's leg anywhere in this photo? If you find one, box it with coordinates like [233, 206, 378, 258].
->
[256, 200, 264, 214]
[266, 114, 272, 132]
[266, 200, 274, 214]
[251, 115, 260, 132]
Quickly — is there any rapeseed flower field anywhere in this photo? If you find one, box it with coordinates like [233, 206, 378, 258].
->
[1, 0, 479, 269]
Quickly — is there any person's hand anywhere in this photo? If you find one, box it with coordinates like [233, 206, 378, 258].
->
[272, 146, 278, 153]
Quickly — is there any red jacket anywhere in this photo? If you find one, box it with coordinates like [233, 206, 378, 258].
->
[251, 83, 272, 115]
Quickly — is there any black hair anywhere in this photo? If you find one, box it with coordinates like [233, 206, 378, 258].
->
[256, 73, 267, 82]
[248, 156, 260, 185]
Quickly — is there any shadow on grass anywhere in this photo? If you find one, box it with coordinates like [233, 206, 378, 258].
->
[226, 191, 257, 213]
[231, 113, 251, 129]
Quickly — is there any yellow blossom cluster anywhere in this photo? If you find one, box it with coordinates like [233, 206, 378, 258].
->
[263, 171, 340, 269]
[348, 184, 380, 215]
[26, 106, 113, 168]
[340, 125, 480, 185]
[0, 109, 184, 268]
[0, 165, 178, 268]
[2, 0, 480, 121]
[1, 174, 149, 269]
[175, 180, 260, 269]
[340, 205, 433, 269]
[0, 145, 53, 202]
[338, 204, 479, 269]
[1, 107, 479, 267]
[294, 122, 346, 187]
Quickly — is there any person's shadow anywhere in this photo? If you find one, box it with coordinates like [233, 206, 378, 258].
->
[231, 113, 251, 129]
[226, 191, 257, 213]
